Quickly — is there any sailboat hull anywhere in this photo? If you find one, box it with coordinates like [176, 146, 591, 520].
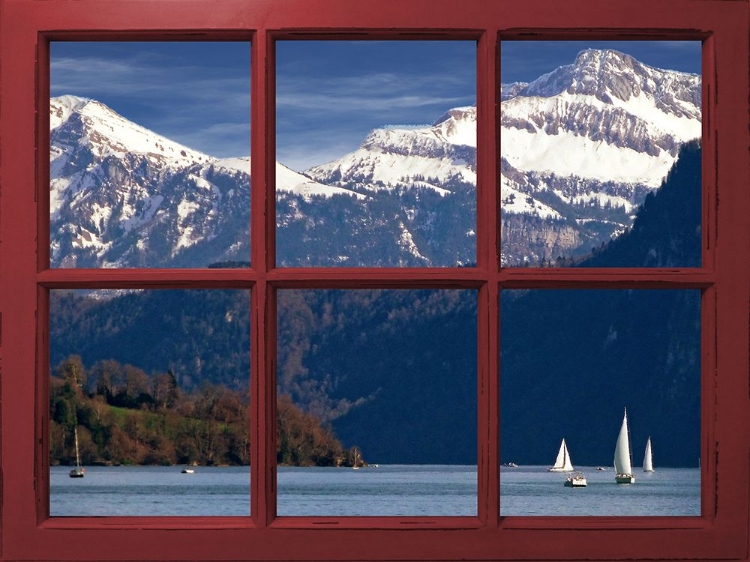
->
[548, 467, 572, 473]
[69, 468, 85, 478]
[615, 474, 635, 484]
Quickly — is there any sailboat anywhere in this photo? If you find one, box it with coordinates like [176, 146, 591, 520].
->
[643, 437, 654, 472]
[69, 426, 85, 478]
[548, 438, 574, 472]
[351, 446, 362, 470]
[614, 409, 635, 484]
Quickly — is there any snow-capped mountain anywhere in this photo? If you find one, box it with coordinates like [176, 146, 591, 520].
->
[307, 106, 477, 195]
[49, 49, 701, 269]
[50, 96, 359, 268]
[502, 49, 700, 187]
[305, 49, 701, 265]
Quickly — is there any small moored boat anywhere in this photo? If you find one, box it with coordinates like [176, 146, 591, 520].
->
[564, 471, 587, 487]
[69, 426, 85, 478]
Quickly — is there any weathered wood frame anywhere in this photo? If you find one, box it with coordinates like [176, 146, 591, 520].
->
[0, 0, 748, 560]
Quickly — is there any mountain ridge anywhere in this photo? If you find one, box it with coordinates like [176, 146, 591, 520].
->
[49, 48, 701, 268]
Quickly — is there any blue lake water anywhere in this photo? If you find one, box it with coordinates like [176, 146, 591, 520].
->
[500, 465, 700, 516]
[50, 465, 699, 517]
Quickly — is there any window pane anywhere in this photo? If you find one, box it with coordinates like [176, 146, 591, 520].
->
[500, 41, 702, 268]
[276, 41, 476, 267]
[49, 289, 251, 516]
[500, 289, 701, 516]
[50, 42, 251, 269]
[276, 289, 477, 515]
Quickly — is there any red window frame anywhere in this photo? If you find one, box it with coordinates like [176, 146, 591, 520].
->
[1, 0, 748, 560]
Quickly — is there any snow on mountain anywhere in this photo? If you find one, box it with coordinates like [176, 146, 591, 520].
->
[302, 48, 700, 265]
[51, 95, 210, 167]
[49, 49, 702, 269]
[307, 106, 477, 193]
[496, 48, 700, 265]
[216, 157, 364, 199]
[310, 48, 699, 198]
[49, 96, 366, 268]
[276, 163, 365, 199]
[502, 49, 701, 187]
[522, 49, 700, 122]
[50, 95, 252, 267]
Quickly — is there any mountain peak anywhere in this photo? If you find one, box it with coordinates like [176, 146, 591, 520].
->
[53, 94, 93, 109]
[521, 48, 700, 110]
[51, 94, 212, 164]
[50, 94, 95, 129]
[572, 48, 635, 68]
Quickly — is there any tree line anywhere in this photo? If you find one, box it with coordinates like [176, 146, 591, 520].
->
[50, 355, 361, 467]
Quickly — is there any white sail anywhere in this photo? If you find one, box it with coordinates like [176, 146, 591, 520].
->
[549, 438, 574, 472]
[614, 409, 633, 475]
[643, 437, 654, 472]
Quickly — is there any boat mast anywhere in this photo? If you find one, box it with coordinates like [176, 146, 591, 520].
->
[74, 426, 81, 469]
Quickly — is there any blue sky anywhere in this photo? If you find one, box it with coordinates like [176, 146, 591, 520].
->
[51, 40, 700, 170]
[51, 42, 251, 159]
[501, 41, 701, 84]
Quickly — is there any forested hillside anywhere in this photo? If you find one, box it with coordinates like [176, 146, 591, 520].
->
[50, 143, 702, 466]
[50, 355, 358, 467]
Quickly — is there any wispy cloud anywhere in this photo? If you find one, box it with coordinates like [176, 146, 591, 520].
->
[276, 64, 475, 169]
[52, 41, 478, 165]
[51, 48, 250, 157]
[277, 70, 473, 112]
[277, 92, 471, 114]
[277, 135, 362, 172]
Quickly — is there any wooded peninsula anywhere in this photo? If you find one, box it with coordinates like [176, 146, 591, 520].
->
[50, 355, 362, 468]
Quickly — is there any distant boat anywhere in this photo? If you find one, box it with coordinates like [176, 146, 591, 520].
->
[548, 438, 574, 472]
[614, 409, 635, 484]
[643, 437, 654, 472]
[564, 471, 587, 487]
[351, 447, 362, 470]
[502, 462, 519, 468]
[596, 467, 607, 471]
[181, 467, 195, 474]
[69, 426, 85, 478]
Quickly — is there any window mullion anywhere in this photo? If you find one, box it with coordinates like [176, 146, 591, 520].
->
[250, 28, 275, 526]
[476, 30, 501, 273]
[475, 28, 501, 526]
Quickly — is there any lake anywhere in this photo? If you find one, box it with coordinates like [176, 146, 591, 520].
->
[50, 465, 700, 517]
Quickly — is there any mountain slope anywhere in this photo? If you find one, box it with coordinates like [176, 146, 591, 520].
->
[500, 143, 702, 466]
[49, 96, 360, 268]
[50, 145, 704, 465]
